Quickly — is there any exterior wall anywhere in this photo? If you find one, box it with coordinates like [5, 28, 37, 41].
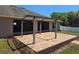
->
[57, 22, 60, 31]
[52, 22, 60, 31]
[0, 17, 60, 37]
[0, 18, 13, 37]
[49, 22, 53, 31]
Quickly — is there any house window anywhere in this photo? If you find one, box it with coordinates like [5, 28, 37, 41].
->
[13, 20, 21, 33]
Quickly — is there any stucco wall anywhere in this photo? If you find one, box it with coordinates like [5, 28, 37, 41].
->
[52, 22, 60, 31]
[57, 22, 60, 31]
[0, 18, 13, 37]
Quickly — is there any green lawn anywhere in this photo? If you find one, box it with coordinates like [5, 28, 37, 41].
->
[0, 38, 15, 54]
[59, 31, 79, 54]
[60, 43, 79, 54]
[59, 31, 79, 36]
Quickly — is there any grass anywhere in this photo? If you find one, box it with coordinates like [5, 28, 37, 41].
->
[59, 31, 79, 36]
[0, 38, 15, 54]
[60, 43, 79, 54]
[58, 31, 79, 54]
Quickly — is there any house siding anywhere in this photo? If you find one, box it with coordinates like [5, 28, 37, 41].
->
[0, 18, 13, 37]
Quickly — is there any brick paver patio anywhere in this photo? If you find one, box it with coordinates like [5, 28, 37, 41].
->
[14, 32, 77, 53]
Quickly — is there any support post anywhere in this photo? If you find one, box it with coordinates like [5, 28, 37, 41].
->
[21, 20, 23, 37]
[33, 19, 36, 44]
[49, 22, 52, 32]
[55, 20, 57, 39]
[40, 21, 42, 34]
[36, 21, 38, 33]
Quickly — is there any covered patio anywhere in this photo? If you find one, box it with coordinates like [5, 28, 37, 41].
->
[12, 15, 78, 53]
[13, 15, 60, 44]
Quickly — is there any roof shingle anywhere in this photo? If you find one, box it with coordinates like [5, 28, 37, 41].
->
[0, 5, 51, 19]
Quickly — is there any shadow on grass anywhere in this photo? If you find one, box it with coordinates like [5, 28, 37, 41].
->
[7, 37, 36, 54]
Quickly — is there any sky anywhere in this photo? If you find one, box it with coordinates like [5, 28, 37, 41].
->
[17, 5, 79, 17]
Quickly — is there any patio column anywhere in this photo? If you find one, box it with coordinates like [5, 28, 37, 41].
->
[36, 21, 38, 33]
[33, 19, 36, 44]
[40, 21, 42, 34]
[49, 21, 52, 32]
[21, 20, 23, 37]
[55, 20, 57, 39]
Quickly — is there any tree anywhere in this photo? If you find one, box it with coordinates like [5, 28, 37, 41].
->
[51, 12, 60, 20]
[51, 11, 79, 27]
[51, 12, 69, 26]
[67, 11, 76, 26]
